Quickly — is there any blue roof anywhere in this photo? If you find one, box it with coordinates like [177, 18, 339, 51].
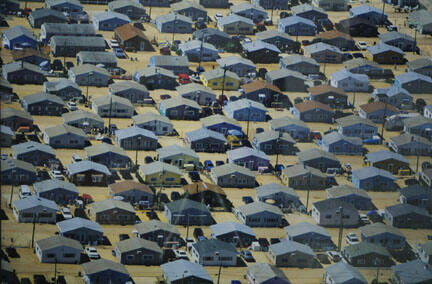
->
[386, 85, 412, 98]
[13, 196, 58, 211]
[366, 150, 408, 164]
[279, 15, 316, 27]
[242, 40, 281, 53]
[367, 42, 404, 55]
[219, 14, 254, 26]
[161, 260, 212, 282]
[350, 4, 386, 16]
[115, 126, 157, 141]
[57, 217, 103, 233]
[331, 69, 369, 83]
[352, 166, 396, 181]
[93, 11, 130, 23]
[210, 221, 256, 237]
[396, 71, 432, 84]
[392, 260, 432, 283]
[1, 125, 14, 136]
[185, 127, 227, 142]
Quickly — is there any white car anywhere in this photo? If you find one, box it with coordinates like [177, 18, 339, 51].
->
[357, 41, 368, 50]
[174, 249, 189, 260]
[360, 214, 370, 224]
[61, 207, 73, 220]
[243, 37, 252, 44]
[50, 170, 64, 180]
[214, 13, 223, 21]
[346, 233, 360, 245]
[67, 101, 78, 111]
[85, 247, 100, 259]
[326, 251, 342, 262]
[109, 39, 119, 48]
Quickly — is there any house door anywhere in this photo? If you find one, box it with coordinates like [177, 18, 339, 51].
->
[178, 159, 184, 168]
[388, 163, 394, 172]
[248, 160, 254, 169]
[140, 41, 145, 51]
[221, 128, 227, 134]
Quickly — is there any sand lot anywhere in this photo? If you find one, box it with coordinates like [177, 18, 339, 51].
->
[1, 0, 432, 283]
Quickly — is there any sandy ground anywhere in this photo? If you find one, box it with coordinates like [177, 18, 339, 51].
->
[1, 0, 432, 283]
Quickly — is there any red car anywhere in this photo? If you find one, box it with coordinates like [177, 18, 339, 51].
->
[178, 73, 191, 84]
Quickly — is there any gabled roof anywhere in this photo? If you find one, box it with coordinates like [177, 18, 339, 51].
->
[91, 199, 135, 214]
[3, 61, 45, 75]
[218, 14, 254, 26]
[325, 262, 367, 284]
[161, 260, 212, 282]
[352, 166, 396, 181]
[171, 0, 206, 13]
[134, 66, 177, 79]
[390, 133, 432, 147]
[253, 130, 295, 144]
[239, 201, 283, 216]
[33, 179, 78, 194]
[160, 96, 200, 110]
[304, 42, 342, 54]
[184, 182, 226, 196]
[157, 144, 199, 160]
[386, 203, 431, 218]
[116, 237, 162, 254]
[36, 235, 82, 251]
[322, 131, 362, 146]
[192, 238, 237, 255]
[12, 141, 55, 157]
[11, 48, 50, 61]
[3, 25, 35, 41]
[230, 2, 266, 14]
[201, 114, 241, 128]
[193, 28, 230, 40]
[344, 58, 381, 71]
[326, 185, 370, 200]
[176, 82, 215, 96]
[227, 146, 270, 162]
[217, 56, 256, 68]
[22, 92, 64, 106]
[133, 112, 172, 125]
[360, 222, 404, 238]
[13, 196, 58, 211]
[242, 40, 281, 53]
[179, 40, 218, 53]
[185, 127, 227, 143]
[408, 57, 432, 71]
[280, 54, 319, 67]
[77, 51, 117, 64]
[292, 3, 327, 16]
[343, 242, 391, 258]
[155, 12, 193, 24]
[350, 4, 385, 16]
[139, 161, 182, 176]
[266, 68, 308, 81]
[313, 199, 357, 212]
[29, 8, 67, 21]
[66, 160, 111, 176]
[404, 115, 432, 128]
[392, 260, 432, 284]
[82, 258, 128, 276]
[135, 220, 180, 236]
[109, 81, 148, 94]
[0, 125, 14, 137]
[165, 198, 210, 214]
[42, 23, 95, 36]
[367, 41, 404, 55]
[248, 263, 290, 284]
[396, 71, 432, 84]
[294, 100, 334, 113]
[297, 148, 339, 163]
[366, 150, 408, 164]
[256, 30, 294, 42]
[331, 69, 369, 82]
[270, 239, 315, 256]
[44, 78, 81, 92]
[108, 0, 144, 11]
[1, 158, 36, 173]
[336, 115, 376, 128]
[69, 64, 110, 77]
[359, 101, 399, 114]
[211, 163, 255, 178]
[57, 217, 103, 233]
[226, 98, 267, 112]
[44, 124, 87, 138]
[151, 55, 190, 67]
[45, 0, 82, 8]
[62, 110, 103, 124]
[317, 30, 353, 41]
[270, 116, 309, 129]
[201, 68, 240, 81]
[279, 15, 316, 27]
[399, 185, 432, 199]
[379, 31, 414, 43]
[85, 143, 128, 158]
[282, 164, 326, 178]
[115, 126, 157, 141]
[373, 85, 411, 99]
[109, 180, 152, 195]
[210, 221, 255, 237]
[242, 80, 281, 94]
[417, 241, 432, 255]
[285, 222, 331, 238]
[93, 11, 131, 23]
[114, 24, 150, 42]
[256, 183, 298, 199]
[92, 94, 133, 108]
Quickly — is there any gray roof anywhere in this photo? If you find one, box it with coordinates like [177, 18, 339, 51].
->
[201, 114, 241, 128]
[366, 150, 408, 164]
[408, 57, 432, 71]
[331, 69, 369, 82]
[227, 98, 267, 112]
[344, 58, 381, 71]
[116, 237, 161, 254]
[285, 222, 331, 238]
[282, 164, 326, 178]
[396, 71, 432, 84]
[1, 158, 36, 173]
[77, 51, 117, 65]
[281, 54, 319, 67]
[92, 94, 133, 108]
[155, 12, 193, 24]
[343, 242, 391, 258]
[326, 185, 370, 200]
[269, 239, 315, 256]
[379, 31, 414, 43]
[13, 196, 58, 211]
[165, 198, 210, 214]
[44, 124, 87, 139]
[135, 220, 180, 236]
[218, 14, 254, 26]
[36, 235, 82, 251]
[239, 201, 283, 216]
[0, 125, 14, 136]
[202, 68, 240, 81]
[85, 143, 128, 158]
[3, 61, 45, 76]
[399, 185, 432, 199]
[350, 4, 385, 16]
[192, 238, 237, 255]
[133, 112, 172, 126]
[12, 141, 55, 157]
[157, 144, 199, 160]
[93, 11, 131, 23]
[254, 130, 296, 144]
[3, 25, 35, 41]
[267, 68, 308, 81]
[42, 23, 95, 36]
[33, 179, 78, 195]
[30, 8, 67, 21]
[62, 110, 103, 125]
[45, 0, 82, 8]
[115, 126, 157, 141]
[161, 259, 212, 282]
[82, 258, 128, 276]
[139, 161, 182, 176]
[373, 85, 411, 98]
[256, 183, 299, 200]
[51, 36, 105, 48]
[248, 263, 290, 284]
[322, 131, 362, 146]
[134, 66, 177, 79]
[313, 199, 357, 212]
[292, 3, 326, 15]
[367, 41, 404, 55]
[108, 0, 144, 11]
[176, 82, 216, 96]
[211, 163, 255, 178]
[304, 42, 342, 54]
[386, 203, 431, 218]
[360, 222, 404, 238]
[22, 92, 64, 106]
[185, 127, 226, 143]
[69, 64, 110, 77]
[231, 2, 266, 14]
[417, 241, 432, 256]
[160, 96, 200, 110]
[242, 40, 281, 53]
[171, 0, 206, 13]
[109, 81, 148, 94]
[256, 30, 294, 42]
[179, 39, 218, 53]
[91, 199, 135, 214]
[217, 56, 256, 68]
[44, 78, 81, 93]
[66, 160, 111, 176]
[270, 116, 309, 130]
[336, 115, 376, 128]
[57, 217, 103, 233]
[390, 133, 432, 147]
[352, 166, 396, 181]
[210, 221, 256, 237]
[227, 146, 270, 162]
[297, 148, 339, 163]
[278, 15, 316, 27]
[404, 115, 432, 128]
[325, 262, 367, 284]
[151, 55, 189, 67]
[392, 260, 432, 284]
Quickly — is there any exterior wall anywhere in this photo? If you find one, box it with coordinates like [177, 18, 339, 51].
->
[397, 78, 432, 94]
[211, 172, 255, 188]
[281, 62, 320, 75]
[60, 228, 103, 244]
[352, 175, 395, 191]
[267, 76, 307, 92]
[112, 189, 153, 204]
[46, 86, 83, 101]
[158, 20, 192, 34]
[371, 160, 409, 175]
[269, 250, 316, 267]
[261, 37, 295, 52]
[369, 51, 404, 65]
[165, 207, 212, 225]
[0, 133, 12, 147]
[253, 139, 296, 155]
[311, 206, 359, 227]
[343, 251, 392, 267]
[234, 8, 267, 22]
[5, 69, 45, 85]
[288, 233, 334, 250]
[389, 140, 432, 156]
[93, 102, 134, 118]
[229, 156, 270, 171]
[13, 206, 57, 223]
[219, 22, 254, 35]
[71, 72, 109, 87]
[306, 50, 343, 63]
[15, 150, 56, 166]
[135, 120, 173, 136]
[43, 132, 87, 149]
[272, 125, 310, 141]
[88, 153, 130, 169]
[1, 168, 36, 185]
[65, 118, 104, 130]
[385, 211, 432, 228]
[281, 174, 327, 189]
[138, 0, 170, 6]
[175, 7, 207, 21]
[279, 23, 316, 36]
[23, 101, 64, 116]
[224, 63, 256, 77]
[110, 6, 146, 20]
[37, 189, 79, 205]
[257, 192, 299, 208]
[417, 245, 432, 265]
[405, 123, 432, 139]
[3, 34, 37, 50]
[158, 153, 199, 168]
[321, 139, 363, 155]
[190, 247, 237, 266]
[139, 230, 180, 244]
[188, 137, 225, 153]
[35, 245, 81, 264]
[337, 124, 377, 139]
[200, 0, 229, 8]
[205, 122, 241, 135]
[213, 231, 255, 247]
[384, 38, 415, 52]
[244, 50, 280, 64]
[139, 170, 181, 186]
[225, 107, 267, 122]
[30, 15, 66, 28]
[293, 108, 334, 123]
[238, 211, 282, 227]
[84, 270, 130, 284]
[181, 48, 218, 62]
[116, 247, 162, 265]
[161, 105, 200, 120]
[361, 232, 405, 250]
[137, 74, 177, 90]
[253, 0, 289, 9]
[117, 135, 158, 150]
[68, 170, 110, 186]
[92, 208, 135, 225]
[180, 91, 216, 106]
[331, 77, 369, 92]
[95, 18, 130, 31]
[203, 76, 240, 90]
[330, 196, 373, 210]
[300, 157, 340, 172]
[0, 116, 33, 132]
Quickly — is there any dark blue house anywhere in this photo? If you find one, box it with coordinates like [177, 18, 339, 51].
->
[399, 185, 432, 210]
[352, 166, 396, 191]
[225, 98, 268, 122]
[201, 114, 242, 135]
[297, 148, 341, 172]
[2, 61, 46, 85]
[93, 11, 130, 31]
[278, 16, 317, 36]
[321, 131, 363, 155]
[82, 259, 130, 284]
[285, 222, 334, 250]
[2, 25, 37, 50]
[349, 5, 387, 25]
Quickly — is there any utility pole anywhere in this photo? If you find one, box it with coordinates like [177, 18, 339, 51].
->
[172, 14, 177, 44]
[271, 0, 274, 23]
[275, 132, 282, 171]
[246, 101, 252, 139]
[198, 33, 206, 71]
[108, 94, 113, 136]
[148, 3, 152, 20]
[375, 258, 380, 284]
[135, 136, 142, 167]
[381, 0, 386, 27]
[215, 252, 222, 284]
[158, 170, 164, 209]
[352, 91, 356, 110]
[186, 214, 190, 239]
[416, 149, 420, 173]
[337, 206, 344, 251]
[9, 171, 16, 208]
[380, 102, 388, 139]
[305, 172, 311, 212]
[221, 65, 227, 97]
[414, 28, 417, 55]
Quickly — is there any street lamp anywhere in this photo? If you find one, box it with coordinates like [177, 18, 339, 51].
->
[215, 251, 222, 284]
[198, 32, 207, 71]
[158, 169, 165, 209]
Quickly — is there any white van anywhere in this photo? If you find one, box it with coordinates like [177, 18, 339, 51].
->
[19, 185, 32, 199]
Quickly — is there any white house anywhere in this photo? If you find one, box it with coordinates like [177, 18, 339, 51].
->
[330, 69, 369, 92]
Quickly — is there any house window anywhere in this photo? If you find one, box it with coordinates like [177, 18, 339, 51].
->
[63, 253, 75, 258]
[92, 175, 103, 183]
[127, 255, 135, 260]
[204, 256, 213, 261]
[46, 253, 55, 258]
[22, 213, 34, 218]
[76, 174, 85, 182]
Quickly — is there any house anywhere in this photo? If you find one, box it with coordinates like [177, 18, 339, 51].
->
[349, 4, 387, 25]
[384, 203, 432, 228]
[225, 98, 267, 122]
[76, 51, 117, 69]
[43, 124, 88, 149]
[227, 146, 270, 171]
[0, 77, 13, 101]
[21, 92, 64, 116]
[351, 167, 396, 191]
[366, 42, 405, 65]
[242, 41, 281, 64]
[292, 3, 328, 21]
[201, 114, 242, 135]
[135, 220, 180, 245]
[316, 30, 355, 50]
[217, 56, 256, 77]
[399, 185, 432, 210]
[115, 238, 162, 265]
[0, 125, 14, 147]
[408, 57, 432, 77]
[403, 116, 432, 139]
[12, 141, 56, 166]
[210, 163, 256, 188]
[394, 72, 432, 94]
[164, 198, 212, 225]
[247, 263, 290, 284]
[344, 58, 386, 78]
[256, 183, 300, 209]
[313, 0, 347, 11]
[217, 14, 254, 35]
[184, 182, 229, 208]
[292, 101, 334, 123]
[359, 101, 399, 123]
[44, 79, 82, 101]
[312, 199, 359, 227]
[321, 132, 363, 155]
[335, 17, 378, 37]
[241, 80, 283, 107]
[159, 96, 201, 120]
[0, 259, 16, 284]
[1, 159, 36, 185]
[66, 160, 112, 186]
[90, 199, 136, 225]
[201, 68, 241, 90]
[389, 133, 432, 156]
[179, 40, 219, 62]
[171, 0, 207, 21]
[199, 0, 229, 8]
[28, 8, 67, 28]
[416, 241, 432, 265]
[58, 217, 104, 244]
[33, 179, 78, 205]
[45, 0, 83, 13]
[230, 2, 267, 22]
[379, 31, 416, 52]
[324, 262, 367, 284]
[424, 105, 432, 119]
[265, 69, 309, 92]
[408, 9, 432, 35]
[93, 11, 131, 31]
[115, 126, 158, 150]
[285, 222, 334, 250]
[281, 164, 327, 189]
[138, 0, 169, 6]
[161, 260, 213, 284]
[2, 61, 46, 85]
[85, 143, 130, 169]
[330, 69, 369, 92]
[237, 201, 283, 227]
[133, 112, 173, 135]
[109, 180, 153, 205]
[108, 0, 146, 20]
[327, 185, 373, 210]
[392, 260, 432, 284]
[68, 64, 111, 87]
[154, 13, 193, 34]
[82, 259, 130, 284]
[280, 55, 320, 77]
[109, 81, 149, 104]
[270, 116, 310, 141]
[92, 95, 134, 118]
[210, 221, 256, 247]
[0, 0, 19, 14]
[63, 110, 104, 130]
[256, 30, 295, 52]
[342, 242, 393, 267]
[35, 236, 82, 264]
[0, 108, 33, 131]
[336, 115, 377, 139]
[149, 55, 189, 75]
[191, 239, 237, 266]
[193, 28, 230, 48]
[268, 240, 316, 267]
[11, 48, 50, 66]
[138, 161, 183, 185]
[365, 150, 410, 175]
[360, 222, 406, 250]
[185, 127, 226, 153]
[278, 16, 317, 36]
[252, 0, 289, 9]
[304, 42, 343, 63]
[133, 67, 177, 90]
[297, 148, 340, 172]
[372, 86, 412, 108]
[12, 196, 58, 223]
[40, 23, 96, 43]
[252, 130, 296, 155]
[114, 24, 153, 52]
[157, 144, 199, 168]
[176, 83, 216, 106]
[2, 25, 37, 50]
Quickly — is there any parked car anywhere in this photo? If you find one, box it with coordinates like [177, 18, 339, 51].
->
[85, 247, 100, 259]
[346, 233, 360, 245]
[360, 214, 370, 225]
[214, 13, 223, 21]
[270, 238, 281, 244]
[258, 238, 270, 251]
[144, 156, 154, 164]
[146, 211, 159, 220]
[61, 207, 73, 220]
[352, 52, 364, 58]
[19, 185, 32, 199]
[357, 41, 368, 50]
[50, 169, 64, 180]
[327, 251, 342, 262]
[74, 207, 88, 219]
[67, 101, 78, 111]
[280, 11, 289, 18]
[188, 171, 201, 182]
[160, 94, 171, 100]
[193, 228, 204, 240]
[204, 160, 214, 171]
[174, 249, 188, 260]
[171, 191, 181, 201]
[119, 234, 130, 241]
[113, 47, 126, 58]
[240, 250, 255, 262]
[72, 154, 83, 163]
[242, 196, 253, 204]
[110, 39, 119, 48]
